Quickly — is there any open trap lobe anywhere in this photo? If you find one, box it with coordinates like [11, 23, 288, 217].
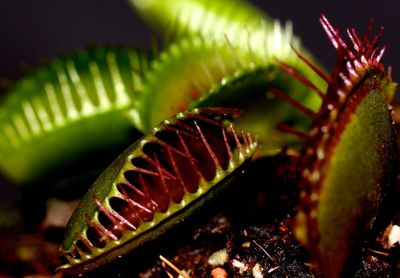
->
[58, 108, 257, 274]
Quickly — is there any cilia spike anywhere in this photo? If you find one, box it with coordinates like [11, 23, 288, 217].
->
[276, 16, 398, 277]
[58, 108, 257, 274]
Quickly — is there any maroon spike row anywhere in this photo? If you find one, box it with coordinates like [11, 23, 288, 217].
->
[269, 15, 389, 142]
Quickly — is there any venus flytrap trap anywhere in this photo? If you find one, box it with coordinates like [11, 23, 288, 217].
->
[57, 108, 257, 274]
[0, 47, 151, 185]
[131, 0, 325, 154]
[274, 16, 398, 277]
[128, 0, 269, 45]
[137, 32, 321, 154]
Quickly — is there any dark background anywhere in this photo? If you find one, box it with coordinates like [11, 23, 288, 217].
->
[0, 0, 399, 200]
[0, 0, 399, 80]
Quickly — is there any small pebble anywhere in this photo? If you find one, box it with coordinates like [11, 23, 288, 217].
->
[242, 242, 251, 248]
[232, 259, 248, 274]
[211, 267, 228, 278]
[252, 263, 264, 278]
[208, 248, 228, 266]
[388, 224, 400, 247]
